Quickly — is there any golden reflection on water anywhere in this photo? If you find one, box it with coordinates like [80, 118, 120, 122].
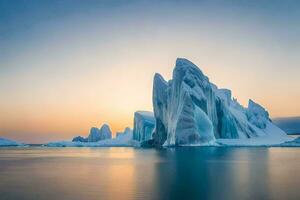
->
[0, 147, 140, 200]
[267, 148, 300, 200]
[94, 148, 137, 200]
[105, 164, 136, 200]
[105, 147, 135, 159]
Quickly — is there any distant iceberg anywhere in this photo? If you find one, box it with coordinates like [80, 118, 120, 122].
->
[72, 136, 87, 142]
[116, 127, 133, 140]
[0, 137, 25, 147]
[88, 124, 112, 142]
[71, 124, 112, 143]
[46, 127, 135, 147]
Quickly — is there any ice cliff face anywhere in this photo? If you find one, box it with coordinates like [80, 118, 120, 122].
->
[133, 111, 155, 142]
[152, 58, 287, 146]
[87, 124, 112, 142]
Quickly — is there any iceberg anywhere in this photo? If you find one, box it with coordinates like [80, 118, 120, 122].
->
[116, 127, 133, 140]
[45, 58, 294, 148]
[133, 111, 155, 142]
[152, 58, 292, 146]
[88, 124, 112, 142]
[98, 124, 113, 140]
[152, 74, 169, 146]
[87, 127, 101, 142]
[103, 127, 135, 146]
[71, 124, 113, 143]
[0, 137, 25, 147]
[72, 136, 88, 142]
[46, 127, 135, 147]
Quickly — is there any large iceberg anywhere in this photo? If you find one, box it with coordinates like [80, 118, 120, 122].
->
[46, 58, 294, 148]
[152, 58, 292, 146]
[133, 111, 155, 142]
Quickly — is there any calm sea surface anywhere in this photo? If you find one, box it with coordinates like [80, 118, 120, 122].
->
[0, 147, 300, 200]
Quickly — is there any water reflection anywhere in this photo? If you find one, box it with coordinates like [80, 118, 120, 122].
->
[267, 148, 300, 200]
[0, 147, 300, 200]
[151, 147, 296, 200]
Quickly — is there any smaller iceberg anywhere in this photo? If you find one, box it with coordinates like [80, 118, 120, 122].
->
[0, 137, 25, 147]
[116, 127, 132, 140]
[70, 124, 112, 143]
[88, 124, 112, 142]
[133, 111, 155, 143]
[72, 136, 87, 142]
[46, 126, 135, 147]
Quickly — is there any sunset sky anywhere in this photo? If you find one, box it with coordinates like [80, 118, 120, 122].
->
[1, 0, 300, 143]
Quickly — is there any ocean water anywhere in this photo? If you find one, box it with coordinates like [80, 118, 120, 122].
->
[0, 147, 300, 200]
